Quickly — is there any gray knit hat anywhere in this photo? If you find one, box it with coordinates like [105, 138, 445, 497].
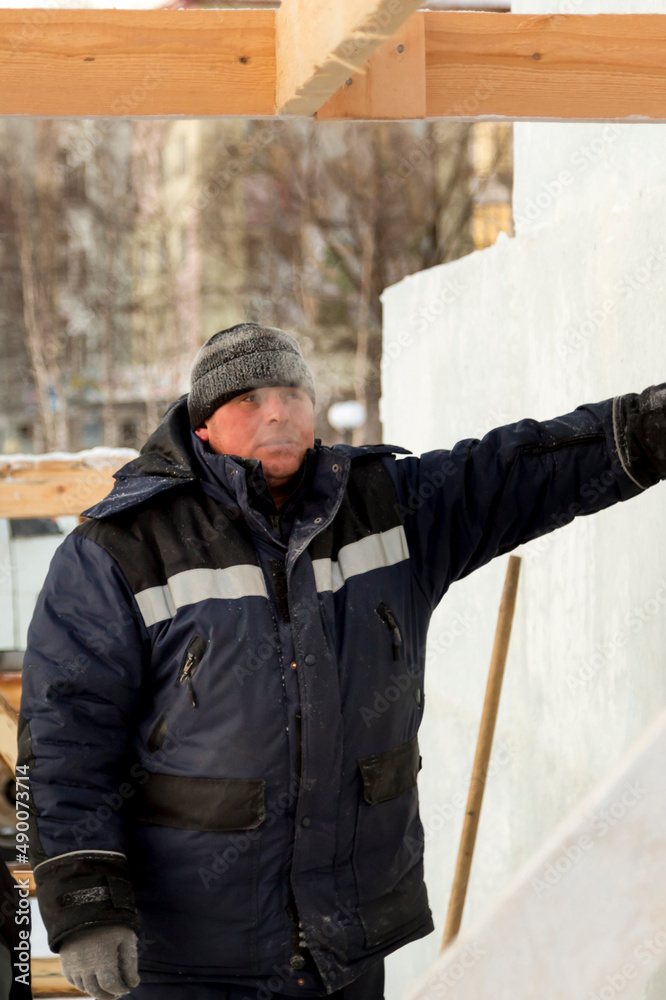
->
[188, 322, 316, 430]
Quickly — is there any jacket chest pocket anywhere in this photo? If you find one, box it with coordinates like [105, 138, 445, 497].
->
[177, 635, 209, 708]
[352, 736, 428, 948]
[145, 635, 209, 754]
[375, 602, 402, 661]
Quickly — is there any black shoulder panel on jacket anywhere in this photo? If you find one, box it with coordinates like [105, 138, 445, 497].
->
[75, 485, 259, 595]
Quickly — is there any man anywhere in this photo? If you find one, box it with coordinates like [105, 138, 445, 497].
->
[17, 322, 666, 1000]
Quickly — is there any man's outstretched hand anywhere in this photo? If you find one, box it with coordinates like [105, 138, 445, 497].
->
[617, 383, 666, 488]
[59, 924, 140, 999]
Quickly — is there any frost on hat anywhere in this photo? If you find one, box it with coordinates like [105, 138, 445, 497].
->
[187, 322, 316, 430]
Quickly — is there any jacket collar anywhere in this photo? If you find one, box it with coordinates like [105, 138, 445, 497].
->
[81, 395, 412, 550]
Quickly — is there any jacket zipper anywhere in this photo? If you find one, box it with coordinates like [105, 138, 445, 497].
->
[287, 886, 306, 969]
[520, 432, 606, 456]
[270, 513, 283, 541]
[178, 636, 209, 708]
[375, 602, 402, 661]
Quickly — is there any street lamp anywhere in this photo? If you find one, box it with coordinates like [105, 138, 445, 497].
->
[327, 400, 367, 445]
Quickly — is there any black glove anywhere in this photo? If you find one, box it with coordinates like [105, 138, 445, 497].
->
[615, 384, 666, 488]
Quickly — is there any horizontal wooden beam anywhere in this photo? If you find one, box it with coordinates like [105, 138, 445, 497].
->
[319, 11, 666, 120]
[0, 452, 132, 518]
[0, 10, 275, 116]
[3, 11, 666, 119]
[275, 0, 424, 115]
[425, 11, 666, 121]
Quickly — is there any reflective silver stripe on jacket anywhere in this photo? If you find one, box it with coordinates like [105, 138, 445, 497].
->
[312, 525, 410, 594]
[34, 849, 128, 874]
[135, 525, 410, 625]
[135, 565, 269, 627]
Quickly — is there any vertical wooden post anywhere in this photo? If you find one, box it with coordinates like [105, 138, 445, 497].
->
[441, 555, 521, 951]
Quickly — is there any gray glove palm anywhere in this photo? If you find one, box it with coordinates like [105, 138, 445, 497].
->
[59, 924, 140, 999]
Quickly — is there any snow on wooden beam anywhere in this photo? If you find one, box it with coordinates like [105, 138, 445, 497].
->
[0, 10, 275, 117]
[405, 704, 666, 1000]
[0, 450, 136, 518]
[275, 0, 424, 116]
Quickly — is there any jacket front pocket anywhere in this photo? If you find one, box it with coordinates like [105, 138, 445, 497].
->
[358, 735, 421, 804]
[375, 602, 402, 661]
[352, 736, 428, 947]
[133, 773, 266, 831]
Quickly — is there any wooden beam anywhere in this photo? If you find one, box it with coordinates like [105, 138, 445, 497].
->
[0, 672, 22, 714]
[0, 693, 17, 774]
[316, 11, 426, 120]
[32, 957, 84, 997]
[0, 452, 133, 518]
[319, 11, 666, 121]
[425, 11, 666, 121]
[0, 10, 275, 116]
[275, 0, 424, 115]
[4, 11, 666, 119]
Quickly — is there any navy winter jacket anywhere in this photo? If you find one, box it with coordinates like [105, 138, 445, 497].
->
[18, 392, 652, 994]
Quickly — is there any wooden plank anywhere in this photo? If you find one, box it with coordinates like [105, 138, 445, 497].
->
[32, 957, 84, 997]
[426, 11, 666, 121]
[0, 9, 275, 116]
[0, 462, 116, 518]
[405, 703, 666, 1000]
[276, 0, 424, 115]
[4, 10, 666, 119]
[0, 693, 17, 774]
[0, 453, 130, 518]
[0, 672, 22, 714]
[316, 11, 426, 120]
[8, 864, 35, 895]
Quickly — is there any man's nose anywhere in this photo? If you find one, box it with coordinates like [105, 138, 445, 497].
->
[264, 393, 288, 421]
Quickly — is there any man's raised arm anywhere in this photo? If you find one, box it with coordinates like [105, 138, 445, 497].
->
[386, 385, 666, 610]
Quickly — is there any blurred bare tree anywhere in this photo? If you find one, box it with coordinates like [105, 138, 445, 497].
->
[0, 117, 512, 452]
[199, 119, 511, 443]
[3, 122, 68, 451]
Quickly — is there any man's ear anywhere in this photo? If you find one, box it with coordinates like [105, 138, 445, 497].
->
[194, 424, 210, 442]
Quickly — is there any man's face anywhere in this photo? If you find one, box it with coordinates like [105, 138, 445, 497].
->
[194, 385, 315, 488]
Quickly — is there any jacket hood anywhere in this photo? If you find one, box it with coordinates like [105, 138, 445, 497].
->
[82, 395, 411, 520]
